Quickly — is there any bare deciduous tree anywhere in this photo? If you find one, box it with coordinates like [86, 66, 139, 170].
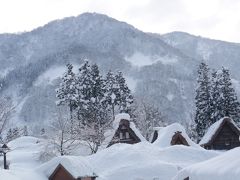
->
[0, 97, 15, 136]
[50, 106, 79, 156]
[132, 98, 166, 140]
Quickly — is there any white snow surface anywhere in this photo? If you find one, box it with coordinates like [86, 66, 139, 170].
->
[8, 136, 46, 170]
[0, 136, 220, 180]
[174, 147, 240, 180]
[199, 117, 239, 145]
[113, 113, 131, 127]
[153, 123, 200, 148]
[89, 142, 218, 180]
[37, 156, 96, 178]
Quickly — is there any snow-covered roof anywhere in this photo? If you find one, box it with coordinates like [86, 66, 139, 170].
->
[174, 147, 240, 180]
[199, 117, 240, 145]
[103, 113, 146, 147]
[37, 156, 96, 178]
[153, 127, 164, 131]
[153, 123, 199, 148]
[113, 113, 131, 129]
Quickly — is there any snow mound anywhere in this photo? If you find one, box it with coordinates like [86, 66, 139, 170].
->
[0, 169, 20, 180]
[88, 142, 218, 180]
[199, 117, 239, 145]
[37, 156, 96, 178]
[174, 147, 240, 180]
[8, 136, 42, 148]
[153, 123, 199, 148]
[7, 136, 46, 170]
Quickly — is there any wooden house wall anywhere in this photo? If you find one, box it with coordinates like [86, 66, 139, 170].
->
[206, 123, 240, 150]
[108, 120, 141, 147]
[108, 127, 140, 146]
[49, 166, 75, 180]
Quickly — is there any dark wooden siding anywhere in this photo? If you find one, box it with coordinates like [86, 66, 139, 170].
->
[49, 166, 75, 180]
[207, 123, 240, 150]
[108, 119, 141, 147]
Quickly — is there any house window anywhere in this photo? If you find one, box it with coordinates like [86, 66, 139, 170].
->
[120, 132, 123, 139]
[126, 132, 130, 139]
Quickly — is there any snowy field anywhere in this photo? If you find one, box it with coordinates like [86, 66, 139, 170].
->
[1, 136, 235, 180]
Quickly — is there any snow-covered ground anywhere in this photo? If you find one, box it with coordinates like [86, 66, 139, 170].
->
[174, 147, 240, 180]
[0, 136, 223, 180]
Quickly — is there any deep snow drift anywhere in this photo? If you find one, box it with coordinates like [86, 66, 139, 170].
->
[174, 147, 240, 180]
[0, 136, 220, 180]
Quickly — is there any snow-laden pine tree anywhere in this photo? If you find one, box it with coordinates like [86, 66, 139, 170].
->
[75, 61, 110, 153]
[56, 64, 77, 122]
[75, 60, 93, 124]
[105, 70, 118, 120]
[194, 62, 212, 141]
[115, 71, 133, 113]
[219, 67, 240, 123]
[210, 70, 223, 123]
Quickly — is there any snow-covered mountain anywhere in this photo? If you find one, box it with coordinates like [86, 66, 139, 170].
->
[1, 13, 240, 133]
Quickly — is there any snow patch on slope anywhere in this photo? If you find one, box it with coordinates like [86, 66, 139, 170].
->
[126, 52, 178, 67]
[34, 64, 80, 86]
[125, 76, 137, 92]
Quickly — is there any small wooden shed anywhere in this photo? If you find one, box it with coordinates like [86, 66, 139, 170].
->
[107, 113, 145, 147]
[200, 117, 240, 150]
[49, 164, 97, 180]
[38, 156, 97, 180]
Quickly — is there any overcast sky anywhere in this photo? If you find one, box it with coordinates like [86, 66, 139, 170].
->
[0, 0, 240, 42]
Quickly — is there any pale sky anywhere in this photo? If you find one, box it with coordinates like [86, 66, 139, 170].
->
[0, 0, 240, 42]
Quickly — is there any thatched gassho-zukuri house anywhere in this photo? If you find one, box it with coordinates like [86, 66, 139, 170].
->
[199, 117, 240, 150]
[38, 156, 97, 180]
[152, 123, 199, 148]
[171, 131, 189, 146]
[106, 113, 146, 147]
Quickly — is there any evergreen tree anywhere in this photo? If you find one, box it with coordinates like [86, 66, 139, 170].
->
[75, 61, 110, 153]
[105, 70, 118, 120]
[210, 70, 223, 123]
[194, 62, 212, 141]
[56, 64, 77, 122]
[75, 60, 93, 124]
[115, 71, 134, 113]
[219, 67, 240, 123]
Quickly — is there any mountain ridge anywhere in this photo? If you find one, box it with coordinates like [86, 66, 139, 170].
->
[0, 12, 240, 133]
